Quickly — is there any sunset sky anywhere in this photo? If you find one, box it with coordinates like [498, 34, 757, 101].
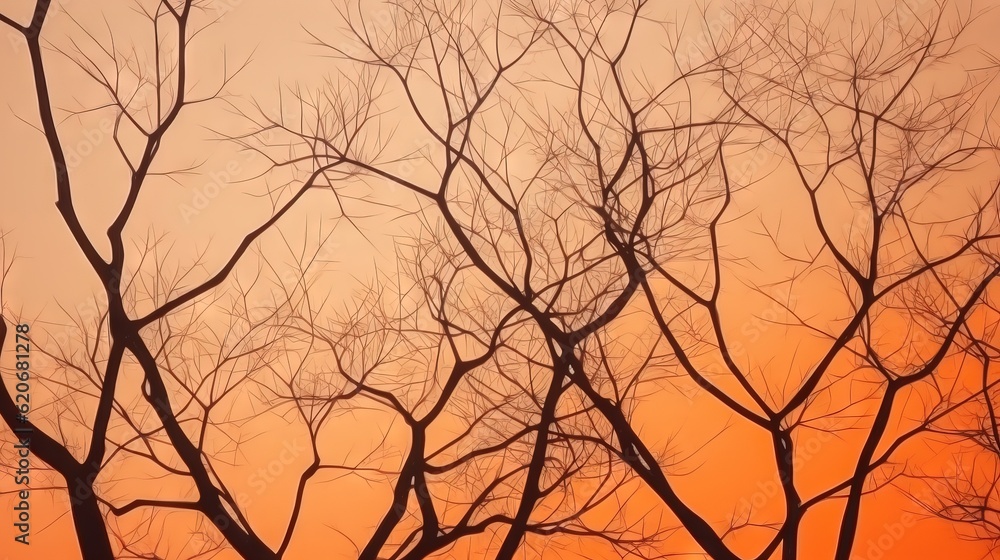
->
[2, 0, 1000, 559]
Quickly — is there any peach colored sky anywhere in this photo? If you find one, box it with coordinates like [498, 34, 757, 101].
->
[1, 1, 1000, 559]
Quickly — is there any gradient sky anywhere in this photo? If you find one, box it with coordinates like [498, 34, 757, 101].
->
[1, 1, 1000, 559]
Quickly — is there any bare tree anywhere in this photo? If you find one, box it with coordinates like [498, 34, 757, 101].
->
[263, 0, 1000, 558]
[261, 1, 762, 558]
[3, 0, 1000, 559]
[0, 1, 355, 558]
[705, 2, 1000, 558]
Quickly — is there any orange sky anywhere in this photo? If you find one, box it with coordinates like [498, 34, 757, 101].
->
[1, 1, 1000, 559]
